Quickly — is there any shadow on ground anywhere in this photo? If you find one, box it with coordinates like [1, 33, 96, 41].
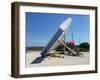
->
[31, 56, 44, 64]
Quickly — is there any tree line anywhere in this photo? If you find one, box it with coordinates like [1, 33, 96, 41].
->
[55, 42, 89, 52]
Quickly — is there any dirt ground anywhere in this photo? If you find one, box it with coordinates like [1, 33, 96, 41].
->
[25, 51, 89, 67]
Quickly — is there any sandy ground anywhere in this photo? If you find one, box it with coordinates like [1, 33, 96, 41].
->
[25, 51, 89, 67]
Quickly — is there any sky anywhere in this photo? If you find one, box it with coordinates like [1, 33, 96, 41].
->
[26, 12, 89, 47]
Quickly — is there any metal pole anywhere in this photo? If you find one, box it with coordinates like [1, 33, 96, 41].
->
[64, 32, 66, 54]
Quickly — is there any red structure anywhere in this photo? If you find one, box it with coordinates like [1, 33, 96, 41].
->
[70, 40, 74, 46]
[70, 33, 75, 47]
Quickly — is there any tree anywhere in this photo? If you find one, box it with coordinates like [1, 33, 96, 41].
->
[79, 42, 89, 52]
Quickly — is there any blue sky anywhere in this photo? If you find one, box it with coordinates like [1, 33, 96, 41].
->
[26, 12, 89, 47]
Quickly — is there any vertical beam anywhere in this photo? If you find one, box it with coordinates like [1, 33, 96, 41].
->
[63, 32, 66, 54]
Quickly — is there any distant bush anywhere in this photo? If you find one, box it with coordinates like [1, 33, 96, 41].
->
[54, 42, 90, 52]
[79, 42, 89, 52]
[26, 47, 44, 51]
